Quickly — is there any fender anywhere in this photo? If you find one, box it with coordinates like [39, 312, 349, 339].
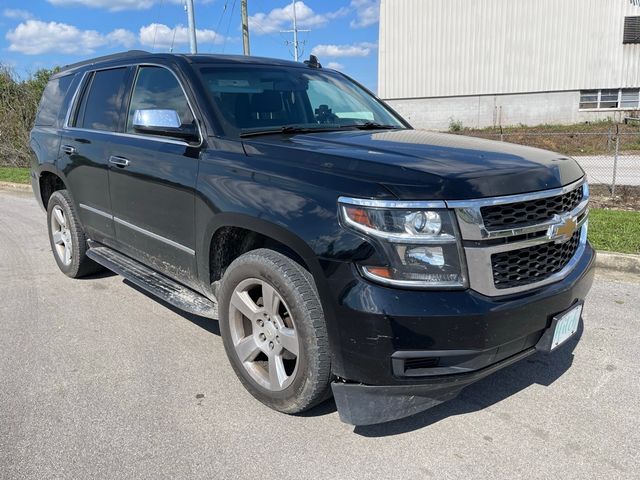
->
[196, 211, 328, 300]
[194, 207, 349, 377]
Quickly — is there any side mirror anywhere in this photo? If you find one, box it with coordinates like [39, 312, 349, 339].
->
[132, 109, 199, 142]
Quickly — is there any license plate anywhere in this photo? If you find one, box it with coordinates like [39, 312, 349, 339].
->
[550, 303, 583, 350]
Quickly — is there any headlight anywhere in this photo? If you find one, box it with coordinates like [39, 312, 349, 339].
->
[339, 198, 468, 289]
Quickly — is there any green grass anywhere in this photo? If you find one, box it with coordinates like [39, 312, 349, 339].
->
[0, 167, 30, 184]
[588, 209, 640, 254]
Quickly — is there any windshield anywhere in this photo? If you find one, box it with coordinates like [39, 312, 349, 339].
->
[198, 66, 406, 135]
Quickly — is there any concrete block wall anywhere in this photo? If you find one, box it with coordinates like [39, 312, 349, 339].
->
[385, 91, 629, 130]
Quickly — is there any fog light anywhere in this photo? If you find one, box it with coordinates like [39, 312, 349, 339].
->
[405, 246, 445, 267]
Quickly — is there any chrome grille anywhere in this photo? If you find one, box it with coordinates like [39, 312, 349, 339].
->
[491, 229, 582, 289]
[449, 178, 589, 297]
[481, 187, 584, 231]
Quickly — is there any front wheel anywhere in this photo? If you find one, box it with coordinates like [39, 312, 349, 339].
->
[218, 249, 332, 414]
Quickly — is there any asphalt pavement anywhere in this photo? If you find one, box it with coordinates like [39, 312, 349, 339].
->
[1, 188, 638, 480]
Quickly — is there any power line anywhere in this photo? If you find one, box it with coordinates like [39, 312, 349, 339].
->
[209, 0, 230, 53]
[151, 0, 167, 52]
[222, 0, 238, 53]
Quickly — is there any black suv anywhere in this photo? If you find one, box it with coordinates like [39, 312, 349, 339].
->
[30, 51, 594, 425]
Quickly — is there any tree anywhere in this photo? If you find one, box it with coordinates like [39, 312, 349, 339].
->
[0, 65, 60, 167]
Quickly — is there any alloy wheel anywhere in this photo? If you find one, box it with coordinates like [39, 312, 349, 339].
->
[228, 278, 300, 391]
[50, 205, 72, 266]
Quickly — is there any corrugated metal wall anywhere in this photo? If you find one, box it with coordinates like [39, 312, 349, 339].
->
[379, 0, 640, 99]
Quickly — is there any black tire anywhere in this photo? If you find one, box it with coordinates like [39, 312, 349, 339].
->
[46, 190, 102, 278]
[218, 249, 332, 414]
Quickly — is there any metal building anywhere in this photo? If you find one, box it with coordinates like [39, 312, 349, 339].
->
[378, 0, 640, 129]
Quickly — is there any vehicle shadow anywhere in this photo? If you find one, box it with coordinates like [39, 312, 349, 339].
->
[123, 280, 220, 336]
[77, 269, 117, 280]
[352, 323, 583, 437]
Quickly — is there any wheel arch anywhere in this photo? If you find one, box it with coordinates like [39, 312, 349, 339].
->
[202, 213, 323, 288]
[37, 165, 68, 210]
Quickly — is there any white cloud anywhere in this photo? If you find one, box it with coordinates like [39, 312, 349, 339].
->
[311, 42, 377, 58]
[46, 0, 212, 12]
[249, 1, 347, 35]
[106, 28, 137, 48]
[6, 20, 135, 55]
[326, 62, 344, 70]
[47, 0, 156, 10]
[3, 8, 34, 20]
[350, 0, 380, 28]
[139, 23, 226, 49]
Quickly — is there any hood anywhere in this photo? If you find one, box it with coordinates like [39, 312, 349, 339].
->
[242, 129, 585, 200]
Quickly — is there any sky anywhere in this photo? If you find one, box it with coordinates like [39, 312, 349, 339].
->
[0, 0, 381, 91]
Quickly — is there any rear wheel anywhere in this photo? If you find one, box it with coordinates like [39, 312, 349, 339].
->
[47, 190, 101, 278]
[218, 249, 332, 414]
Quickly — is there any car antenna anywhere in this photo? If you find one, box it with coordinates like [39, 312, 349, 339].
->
[304, 55, 322, 68]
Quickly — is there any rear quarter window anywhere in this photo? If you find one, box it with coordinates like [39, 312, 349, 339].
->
[34, 74, 74, 127]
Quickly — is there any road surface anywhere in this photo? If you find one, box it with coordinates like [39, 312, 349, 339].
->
[573, 154, 639, 186]
[1, 188, 638, 480]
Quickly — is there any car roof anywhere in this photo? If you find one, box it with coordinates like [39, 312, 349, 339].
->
[56, 50, 310, 77]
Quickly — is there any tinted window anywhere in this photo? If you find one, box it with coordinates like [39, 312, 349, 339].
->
[199, 67, 403, 133]
[127, 66, 194, 133]
[307, 79, 375, 122]
[35, 74, 74, 126]
[75, 68, 127, 132]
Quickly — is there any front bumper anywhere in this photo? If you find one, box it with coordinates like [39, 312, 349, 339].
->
[322, 242, 596, 425]
[332, 346, 536, 425]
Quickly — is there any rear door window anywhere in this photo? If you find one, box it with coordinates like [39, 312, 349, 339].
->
[74, 67, 128, 132]
[35, 74, 74, 126]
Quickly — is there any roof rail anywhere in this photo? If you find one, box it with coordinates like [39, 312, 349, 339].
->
[61, 50, 152, 72]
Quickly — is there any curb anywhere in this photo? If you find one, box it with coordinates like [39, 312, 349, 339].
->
[0, 181, 31, 192]
[595, 251, 640, 274]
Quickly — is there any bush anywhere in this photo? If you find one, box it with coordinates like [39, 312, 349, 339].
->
[448, 118, 463, 132]
[0, 64, 59, 167]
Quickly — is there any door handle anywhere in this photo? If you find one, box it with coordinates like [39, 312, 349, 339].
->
[61, 145, 76, 155]
[109, 156, 130, 168]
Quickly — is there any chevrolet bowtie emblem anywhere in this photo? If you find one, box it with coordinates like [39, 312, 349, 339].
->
[548, 215, 578, 243]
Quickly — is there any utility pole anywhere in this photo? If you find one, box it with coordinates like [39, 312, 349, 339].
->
[281, 1, 309, 61]
[185, 0, 198, 54]
[241, 0, 250, 55]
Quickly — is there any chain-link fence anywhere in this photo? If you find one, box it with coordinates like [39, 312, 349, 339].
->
[460, 126, 640, 195]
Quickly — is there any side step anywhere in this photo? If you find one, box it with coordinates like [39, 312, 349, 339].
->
[86, 243, 218, 319]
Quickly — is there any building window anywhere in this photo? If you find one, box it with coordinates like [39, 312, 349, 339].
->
[623, 17, 640, 44]
[600, 89, 620, 109]
[579, 89, 640, 110]
[579, 90, 598, 109]
[621, 89, 640, 108]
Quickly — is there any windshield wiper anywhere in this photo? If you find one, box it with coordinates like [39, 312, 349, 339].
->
[239, 124, 343, 138]
[344, 122, 401, 130]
